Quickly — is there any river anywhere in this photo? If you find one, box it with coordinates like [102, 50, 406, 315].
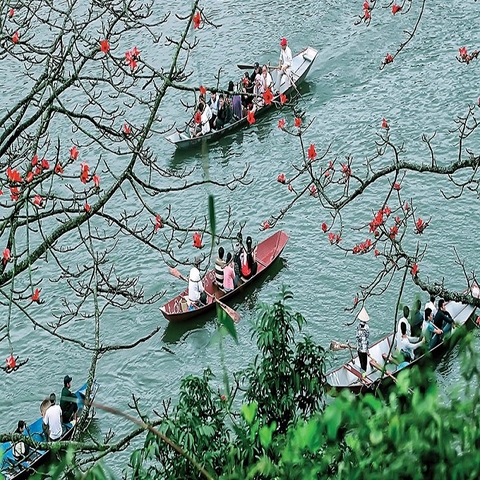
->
[1, 0, 479, 475]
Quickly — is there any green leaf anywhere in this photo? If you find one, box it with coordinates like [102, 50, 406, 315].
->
[259, 420, 277, 448]
[242, 402, 258, 425]
[218, 305, 238, 343]
[208, 194, 216, 238]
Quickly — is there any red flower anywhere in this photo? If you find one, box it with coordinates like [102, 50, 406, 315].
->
[389, 225, 398, 239]
[385, 53, 394, 64]
[32, 154, 39, 167]
[199, 85, 207, 95]
[10, 187, 19, 201]
[309, 184, 317, 196]
[395, 216, 401, 225]
[93, 174, 100, 187]
[321, 222, 328, 232]
[25, 172, 33, 183]
[363, 1, 369, 9]
[41, 158, 50, 170]
[404, 202, 409, 211]
[365, 9, 371, 20]
[288, 184, 293, 192]
[6, 355, 16, 369]
[391, 4, 402, 14]
[85, 203, 91, 212]
[415, 217, 428, 234]
[69, 146, 79, 160]
[123, 123, 131, 134]
[100, 39, 110, 53]
[261, 220, 271, 230]
[6, 167, 22, 183]
[294, 117, 301, 128]
[80, 163, 89, 184]
[374, 249, 380, 257]
[353, 296, 359, 306]
[381, 118, 389, 129]
[221, 394, 227, 401]
[263, 88, 274, 105]
[411, 263, 419, 276]
[324, 170, 330, 177]
[459, 46, 468, 59]
[154, 215, 163, 231]
[33, 195, 43, 206]
[393, 182, 401, 191]
[278, 118, 285, 129]
[193, 232, 202, 248]
[3, 248, 10, 263]
[55, 163, 64, 174]
[8, 8, 14, 18]
[194, 111, 202, 124]
[307, 144, 317, 160]
[384, 205, 391, 216]
[193, 11, 201, 29]
[247, 110, 255, 125]
[280, 93, 287, 104]
[31, 288, 41, 302]
[125, 48, 140, 70]
[341, 164, 351, 178]
[12, 31, 19, 43]
[277, 173, 286, 184]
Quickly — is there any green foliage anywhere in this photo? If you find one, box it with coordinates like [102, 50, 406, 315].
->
[242, 286, 328, 432]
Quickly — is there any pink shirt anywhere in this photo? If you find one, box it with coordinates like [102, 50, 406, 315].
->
[223, 264, 235, 290]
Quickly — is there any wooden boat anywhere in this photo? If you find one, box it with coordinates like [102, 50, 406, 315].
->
[326, 285, 480, 395]
[160, 230, 289, 322]
[165, 46, 318, 149]
[1, 380, 99, 480]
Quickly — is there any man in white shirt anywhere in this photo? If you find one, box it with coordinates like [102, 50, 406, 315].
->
[275, 37, 293, 93]
[43, 393, 63, 441]
[188, 257, 206, 305]
[425, 295, 437, 317]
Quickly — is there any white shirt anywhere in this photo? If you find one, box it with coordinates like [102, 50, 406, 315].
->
[43, 404, 63, 440]
[425, 300, 437, 317]
[263, 71, 273, 90]
[188, 267, 204, 302]
[395, 316, 418, 351]
[200, 110, 211, 135]
[398, 335, 423, 359]
[204, 103, 212, 121]
[209, 96, 219, 116]
[279, 46, 293, 71]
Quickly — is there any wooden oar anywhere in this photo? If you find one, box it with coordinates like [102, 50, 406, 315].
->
[169, 267, 240, 323]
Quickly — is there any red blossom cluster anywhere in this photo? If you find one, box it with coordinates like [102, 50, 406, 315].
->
[278, 118, 286, 129]
[381, 117, 389, 129]
[125, 46, 140, 70]
[308, 144, 317, 161]
[384, 53, 394, 65]
[100, 39, 110, 54]
[458, 46, 479, 64]
[294, 117, 301, 128]
[3, 248, 11, 264]
[328, 232, 342, 244]
[277, 173, 286, 184]
[31, 288, 41, 302]
[411, 263, 419, 276]
[414, 217, 428, 234]
[341, 163, 351, 179]
[154, 215, 163, 231]
[369, 206, 391, 233]
[70, 146, 79, 160]
[123, 123, 131, 134]
[309, 184, 317, 196]
[280, 93, 287, 104]
[247, 110, 255, 125]
[261, 220, 271, 230]
[263, 88, 274, 105]
[193, 11, 201, 29]
[193, 232, 202, 248]
[391, 4, 402, 15]
[80, 163, 89, 184]
[352, 238, 372, 254]
[363, 1, 371, 20]
[93, 174, 100, 188]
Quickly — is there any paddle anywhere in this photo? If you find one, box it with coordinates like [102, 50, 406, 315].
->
[169, 267, 240, 323]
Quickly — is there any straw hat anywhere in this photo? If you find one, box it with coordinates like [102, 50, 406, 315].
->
[357, 307, 370, 323]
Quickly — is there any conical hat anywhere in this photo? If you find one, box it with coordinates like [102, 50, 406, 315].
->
[357, 307, 370, 323]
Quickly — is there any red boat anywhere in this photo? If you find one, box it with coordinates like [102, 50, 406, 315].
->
[160, 230, 289, 322]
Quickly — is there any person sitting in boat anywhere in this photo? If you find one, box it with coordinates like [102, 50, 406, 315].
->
[190, 102, 211, 138]
[188, 257, 207, 306]
[214, 247, 226, 287]
[253, 74, 265, 111]
[355, 307, 370, 373]
[241, 236, 258, 280]
[241, 72, 253, 111]
[432, 299, 454, 347]
[207, 91, 219, 130]
[223, 252, 235, 292]
[249, 62, 262, 84]
[275, 37, 293, 93]
[224, 93, 233, 124]
[425, 294, 437, 317]
[398, 322, 425, 362]
[232, 232, 244, 287]
[395, 306, 419, 352]
[411, 299, 424, 337]
[422, 307, 443, 350]
[262, 64, 274, 91]
[60, 375, 78, 424]
[12, 420, 30, 462]
[43, 393, 63, 441]
[213, 94, 229, 130]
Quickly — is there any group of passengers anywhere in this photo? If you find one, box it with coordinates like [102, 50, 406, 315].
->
[189, 63, 275, 138]
[187, 232, 257, 307]
[214, 232, 257, 292]
[394, 296, 454, 362]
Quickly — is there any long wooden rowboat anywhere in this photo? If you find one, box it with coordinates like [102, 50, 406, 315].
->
[165, 46, 318, 149]
[160, 230, 289, 322]
[326, 285, 480, 395]
[1, 380, 99, 480]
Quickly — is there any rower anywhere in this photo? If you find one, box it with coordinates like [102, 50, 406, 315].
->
[188, 257, 206, 306]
